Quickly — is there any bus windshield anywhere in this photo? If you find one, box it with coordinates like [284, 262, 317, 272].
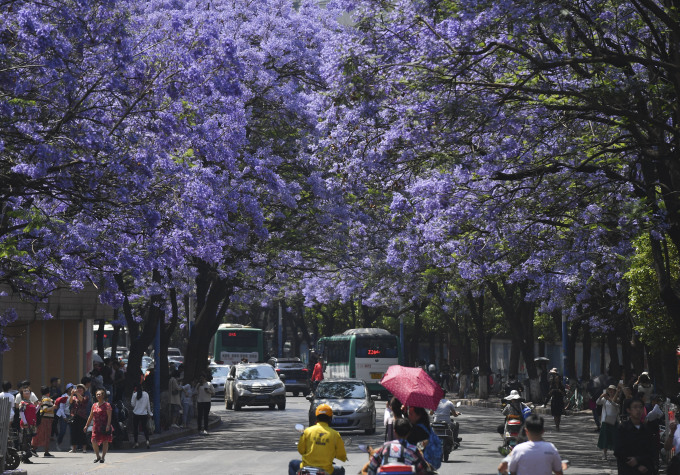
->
[355, 336, 398, 358]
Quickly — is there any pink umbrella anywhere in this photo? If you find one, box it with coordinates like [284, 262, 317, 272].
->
[380, 365, 445, 410]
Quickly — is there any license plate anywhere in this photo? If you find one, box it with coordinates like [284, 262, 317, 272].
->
[256, 395, 269, 400]
[286, 380, 297, 384]
[333, 417, 348, 424]
[370, 372, 383, 379]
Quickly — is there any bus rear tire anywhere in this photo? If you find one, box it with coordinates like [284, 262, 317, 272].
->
[292, 391, 299, 397]
[278, 402, 286, 410]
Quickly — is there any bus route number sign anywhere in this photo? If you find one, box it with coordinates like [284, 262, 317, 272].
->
[368, 349, 380, 356]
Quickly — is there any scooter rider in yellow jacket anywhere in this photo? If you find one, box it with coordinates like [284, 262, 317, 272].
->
[289, 404, 347, 475]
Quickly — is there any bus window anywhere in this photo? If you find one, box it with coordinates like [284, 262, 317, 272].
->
[327, 340, 350, 364]
[356, 337, 398, 359]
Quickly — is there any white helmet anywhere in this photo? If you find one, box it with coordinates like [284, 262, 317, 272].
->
[428, 364, 436, 373]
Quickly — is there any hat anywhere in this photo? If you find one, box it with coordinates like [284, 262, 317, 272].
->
[607, 385, 617, 391]
[505, 390, 522, 400]
[549, 368, 558, 374]
[315, 403, 333, 418]
[65, 383, 74, 390]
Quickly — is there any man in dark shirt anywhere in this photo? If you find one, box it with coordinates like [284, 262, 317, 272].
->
[614, 397, 655, 474]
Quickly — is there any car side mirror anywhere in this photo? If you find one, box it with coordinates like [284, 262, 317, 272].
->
[370, 395, 378, 401]
[279, 374, 286, 382]
[306, 394, 315, 401]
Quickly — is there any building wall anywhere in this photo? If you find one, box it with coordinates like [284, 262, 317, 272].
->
[0, 285, 109, 389]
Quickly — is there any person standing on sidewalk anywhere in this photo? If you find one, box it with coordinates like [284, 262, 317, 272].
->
[614, 397, 655, 475]
[53, 383, 74, 451]
[130, 384, 152, 449]
[31, 385, 55, 458]
[497, 414, 563, 475]
[69, 384, 90, 453]
[545, 376, 566, 432]
[195, 373, 214, 435]
[596, 384, 621, 460]
[180, 380, 195, 428]
[85, 389, 112, 463]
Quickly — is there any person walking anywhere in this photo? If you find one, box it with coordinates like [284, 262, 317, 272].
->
[53, 383, 74, 451]
[69, 384, 90, 453]
[546, 377, 566, 431]
[614, 397, 655, 474]
[17, 387, 38, 464]
[84, 389, 112, 463]
[31, 386, 55, 458]
[596, 384, 621, 460]
[0, 381, 15, 428]
[180, 380, 195, 428]
[195, 373, 214, 435]
[131, 384, 152, 449]
[497, 414, 564, 475]
[169, 370, 182, 429]
[312, 357, 324, 392]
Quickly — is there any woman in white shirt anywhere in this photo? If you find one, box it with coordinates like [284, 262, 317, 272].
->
[130, 384, 152, 449]
[596, 384, 621, 460]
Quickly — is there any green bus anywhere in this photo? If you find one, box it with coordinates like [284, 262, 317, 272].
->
[317, 328, 402, 396]
[213, 324, 264, 365]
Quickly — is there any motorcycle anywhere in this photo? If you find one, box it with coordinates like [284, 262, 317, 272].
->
[431, 401, 462, 462]
[497, 415, 523, 456]
[294, 424, 350, 475]
[358, 444, 416, 475]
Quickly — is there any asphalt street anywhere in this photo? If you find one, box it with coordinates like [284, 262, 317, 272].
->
[18, 396, 615, 474]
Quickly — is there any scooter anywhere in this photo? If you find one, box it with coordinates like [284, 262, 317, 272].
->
[358, 444, 416, 475]
[498, 415, 522, 456]
[431, 402, 462, 462]
[294, 424, 350, 475]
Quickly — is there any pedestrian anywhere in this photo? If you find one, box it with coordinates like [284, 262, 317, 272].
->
[48, 377, 61, 439]
[497, 414, 564, 475]
[17, 387, 38, 464]
[54, 383, 74, 451]
[596, 384, 621, 460]
[180, 380, 195, 428]
[312, 357, 324, 392]
[546, 375, 566, 431]
[385, 396, 403, 442]
[405, 406, 430, 447]
[85, 389, 112, 463]
[131, 383, 152, 449]
[69, 384, 90, 453]
[634, 372, 653, 408]
[169, 370, 182, 429]
[31, 385, 55, 457]
[195, 373, 214, 435]
[0, 381, 15, 426]
[112, 361, 125, 402]
[614, 397, 655, 474]
[664, 412, 680, 474]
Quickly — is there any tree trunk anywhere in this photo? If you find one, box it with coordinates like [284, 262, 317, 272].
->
[607, 331, 621, 381]
[96, 319, 105, 358]
[581, 322, 591, 381]
[467, 291, 490, 399]
[182, 261, 234, 385]
[567, 319, 581, 380]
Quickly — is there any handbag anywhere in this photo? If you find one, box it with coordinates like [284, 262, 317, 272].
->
[146, 416, 155, 433]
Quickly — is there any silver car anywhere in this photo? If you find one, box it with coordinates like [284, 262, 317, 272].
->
[307, 379, 377, 434]
[209, 364, 230, 395]
[225, 363, 286, 410]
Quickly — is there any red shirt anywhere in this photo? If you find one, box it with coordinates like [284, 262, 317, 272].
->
[312, 362, 324, 382]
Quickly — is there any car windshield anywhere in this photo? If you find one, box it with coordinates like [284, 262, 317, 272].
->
[316, 382, 366, 399]
[168, 348, 181, 356]
[237, 366, 277, 380]
[210, 366, 230, 378]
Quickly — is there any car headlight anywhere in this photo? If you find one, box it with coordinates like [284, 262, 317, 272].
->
[356, 402, 370, 413]
[235, 383, 244, 390]
[275, 382, 284, 390]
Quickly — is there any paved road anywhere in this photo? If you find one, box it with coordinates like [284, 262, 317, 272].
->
[18, 397, 615, 474]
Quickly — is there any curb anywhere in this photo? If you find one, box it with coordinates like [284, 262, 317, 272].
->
[450, 398, 592, 417]
[120, 413, 222, 449]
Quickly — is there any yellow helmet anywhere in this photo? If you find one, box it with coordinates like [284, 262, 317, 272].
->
[315, 403, 333, 418]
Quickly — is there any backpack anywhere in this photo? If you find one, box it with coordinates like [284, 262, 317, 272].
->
[417, 423, 442, 470]
[521, 403, 532, 420]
